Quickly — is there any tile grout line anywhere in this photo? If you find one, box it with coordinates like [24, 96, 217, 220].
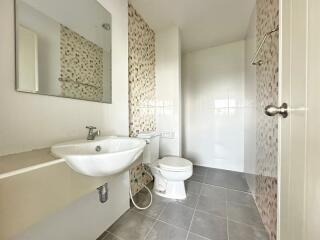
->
[188, 232, 212, 240]
[132, 200, 203, 234]
[156, 218, 191, 231]
[197, 180, 251, 194]
[106, 167, 264, 240]
[226, 200, 230, 240]
[108, 196, 169, 240]
[185, 185, 201, 240]
[247, 190, 270, 234]
[227, 218, 268, 231]
[105, 209, 136, 240]
[185, 208, 197, 238]
[132, 199, 267, 239]
[193, 166, 251, 194]
[143, 200, 170, 240]
[197, 167, 259, 240]
[106, 231, 126, 240]
[174, 195, 201, 210]
[132, 196, 268, 237]
[226, 190, 230, 240]
[195, 208, 228, 220]
[185, 167, 207, 240]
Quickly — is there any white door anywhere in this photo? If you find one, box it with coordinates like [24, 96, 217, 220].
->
[278, 0, 320, 239]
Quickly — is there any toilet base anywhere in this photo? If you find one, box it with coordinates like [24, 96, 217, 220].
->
[153, 177, 187, 200]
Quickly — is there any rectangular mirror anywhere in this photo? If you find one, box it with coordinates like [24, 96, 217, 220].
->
[15, 0, 112, 103]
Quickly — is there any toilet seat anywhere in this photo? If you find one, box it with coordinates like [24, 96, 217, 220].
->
[158, 157, 193, 172]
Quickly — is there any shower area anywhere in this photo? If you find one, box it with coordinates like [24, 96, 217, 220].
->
[182, 0, 279, 239]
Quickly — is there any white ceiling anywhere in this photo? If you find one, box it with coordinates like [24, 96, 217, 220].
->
[129, 0, 255, 53]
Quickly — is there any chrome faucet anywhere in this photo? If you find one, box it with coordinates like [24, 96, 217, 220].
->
[86, 126, 100, 140]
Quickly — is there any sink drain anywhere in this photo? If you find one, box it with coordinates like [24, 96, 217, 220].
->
[97, 183, 108, 203]
[95, 145, 102, 152]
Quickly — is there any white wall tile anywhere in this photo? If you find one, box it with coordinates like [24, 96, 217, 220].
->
[182, 41, 245, 172]
[155, 26, 182, 157]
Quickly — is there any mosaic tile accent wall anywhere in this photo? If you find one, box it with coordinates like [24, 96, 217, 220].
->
[60, 25, 104, 102]
[128, 4, 156, 195]
[254, 0, 279, 239]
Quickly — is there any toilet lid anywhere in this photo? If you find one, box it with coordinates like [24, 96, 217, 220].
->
[158, 157, 193, 172]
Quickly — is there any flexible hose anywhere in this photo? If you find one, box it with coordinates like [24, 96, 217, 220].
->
[129, 183, 153, 210]
[129, 165, 153, 210]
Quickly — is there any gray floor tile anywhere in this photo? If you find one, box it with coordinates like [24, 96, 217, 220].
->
[193, 165, 208, 176]
[133, 191, 169, 218]
[146, 221, 188, 240]
[186, 180, 203, 195]
[200, 184, 227, 202]
[102, 168, 268, 240]
[190, 174, 205, 183]
[108, 210, 156, 240]
[227, 189, 256, 208]
[159, 202, 194, 230]
[190, 211, 228, 240]
[176, 192, 199, 208]
[204, 169, 249, 192]
[196, 195, 226, 217]
[228, 221, 269, 240]
[206, 168, 230, 175]
[97, 231, 108, 240]
[187, 233, 210, 240]
[101, 233, 122, 240]
[227, 202, 265, 229]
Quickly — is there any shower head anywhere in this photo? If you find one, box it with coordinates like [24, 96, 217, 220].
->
[102, 23, 111, 31]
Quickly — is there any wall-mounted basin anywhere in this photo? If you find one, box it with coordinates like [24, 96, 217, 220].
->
[51, 136, 146, 177]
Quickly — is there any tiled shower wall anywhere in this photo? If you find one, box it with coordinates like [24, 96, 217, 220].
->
[245, 0, 279, 239]
[128, 4, 156, 195]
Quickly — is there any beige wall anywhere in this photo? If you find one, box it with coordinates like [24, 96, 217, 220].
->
[0, 0, 129, 156]
[0, 162, 129, 239]
[0, 0, 130, 238]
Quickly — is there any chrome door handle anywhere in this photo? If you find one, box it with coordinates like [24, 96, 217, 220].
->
[265, 103, 288, 118]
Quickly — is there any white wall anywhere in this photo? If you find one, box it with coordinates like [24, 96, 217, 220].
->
[244, 7, 257, 176]
[182, 41, 245, 172]
[0, 0, 129, 238]
[155, 26, 182, 157]
[0, 0, 129, 156]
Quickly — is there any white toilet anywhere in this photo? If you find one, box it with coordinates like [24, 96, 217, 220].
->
[138, 132, 193, 200]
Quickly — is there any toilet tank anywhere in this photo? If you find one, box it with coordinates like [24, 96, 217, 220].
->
[137, 132, 159, 164]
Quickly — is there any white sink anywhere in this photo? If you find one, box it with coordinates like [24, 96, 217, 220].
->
[51, 136, 146, 177]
